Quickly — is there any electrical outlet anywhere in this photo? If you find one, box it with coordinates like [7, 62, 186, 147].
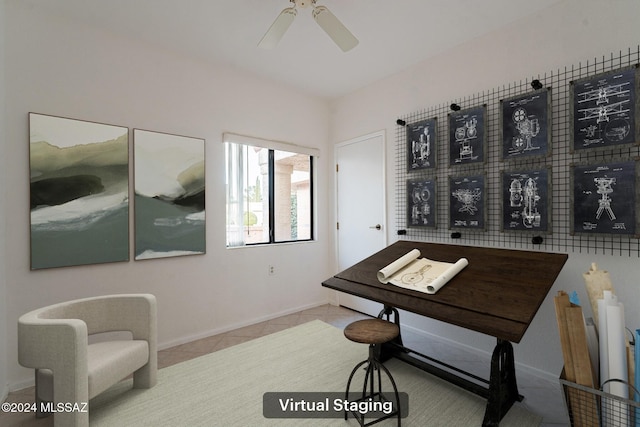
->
[268, 265, 275, 276]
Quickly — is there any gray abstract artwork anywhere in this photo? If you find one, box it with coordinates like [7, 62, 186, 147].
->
[29, 113, 129, 269]
[134, 129, 205, 260]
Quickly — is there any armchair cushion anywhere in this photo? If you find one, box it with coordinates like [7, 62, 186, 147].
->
[36, 340, 150, 402]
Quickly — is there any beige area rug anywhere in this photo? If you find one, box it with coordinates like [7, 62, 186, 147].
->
[90, 320, 541, 426]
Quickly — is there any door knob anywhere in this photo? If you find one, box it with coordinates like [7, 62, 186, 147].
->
[369, 224, 382, 230]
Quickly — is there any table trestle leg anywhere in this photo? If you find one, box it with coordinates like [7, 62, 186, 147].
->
[482, 339, 522, 427]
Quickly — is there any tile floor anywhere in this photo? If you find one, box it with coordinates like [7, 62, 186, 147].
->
[1, 304, 569, 426]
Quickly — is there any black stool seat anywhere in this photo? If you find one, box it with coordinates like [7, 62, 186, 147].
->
[343, 318, 402, 427]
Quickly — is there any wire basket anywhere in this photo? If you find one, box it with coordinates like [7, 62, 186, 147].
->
[560, 374, 640, 427]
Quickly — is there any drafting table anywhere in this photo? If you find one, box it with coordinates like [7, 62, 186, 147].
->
[322, 240, 568, 426]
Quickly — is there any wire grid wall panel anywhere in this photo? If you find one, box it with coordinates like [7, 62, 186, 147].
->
[395, 46, 640, 256]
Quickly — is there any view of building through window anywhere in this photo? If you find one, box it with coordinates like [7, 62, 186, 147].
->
[226, 142, 312, 246]
[274, 150, 312, 242]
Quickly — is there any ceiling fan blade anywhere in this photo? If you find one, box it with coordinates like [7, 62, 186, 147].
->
[258, 7, 297, 49]
[312, 5, 358, 52]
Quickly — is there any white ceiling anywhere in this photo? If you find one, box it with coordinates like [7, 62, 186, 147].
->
[26, 0, 564, 99]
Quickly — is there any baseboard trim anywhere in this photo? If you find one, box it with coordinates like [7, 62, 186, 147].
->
[158, 300, 332, 350]
[8, 378, 34, 393]
[400, 323, 559, 384]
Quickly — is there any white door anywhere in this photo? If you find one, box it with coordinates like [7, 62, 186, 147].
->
[335, 131, 387, 316]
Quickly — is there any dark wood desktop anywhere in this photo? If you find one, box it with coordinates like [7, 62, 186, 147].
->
[322, 240, 568, 426]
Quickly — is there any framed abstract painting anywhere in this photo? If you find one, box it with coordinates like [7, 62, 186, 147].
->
[133, 129, 206, 260]
[29, 113, 129, 269]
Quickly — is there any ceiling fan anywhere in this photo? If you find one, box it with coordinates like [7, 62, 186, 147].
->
[258, 0, 359, 52]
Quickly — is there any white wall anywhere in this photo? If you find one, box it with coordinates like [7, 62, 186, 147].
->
[329, 0, 640, 379]
[4, 2, 333, 389]
[0, 0, 8, 403]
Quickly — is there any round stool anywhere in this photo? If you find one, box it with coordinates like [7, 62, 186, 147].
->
[344, 318, 402, 427]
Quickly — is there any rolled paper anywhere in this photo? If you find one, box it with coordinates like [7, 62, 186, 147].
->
[425, 258, 469, 294]
[606, 304, 628, 398]
[635, 329, 640, 426]
[604, 302, 629, 426]
[599, 298, 609, 387]
[377, 249, 421, 283]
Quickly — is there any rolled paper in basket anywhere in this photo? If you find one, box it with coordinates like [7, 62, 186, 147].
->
[603, 303, 628, 425]
[636, 329, 640, 426]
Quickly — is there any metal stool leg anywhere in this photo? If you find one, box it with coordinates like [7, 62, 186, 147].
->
[344, 343, 402, 427]
[374, 359, 402, 427]
[345, 359, 369, 420]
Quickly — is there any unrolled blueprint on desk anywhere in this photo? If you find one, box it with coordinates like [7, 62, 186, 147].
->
[376, 249, 468, 294]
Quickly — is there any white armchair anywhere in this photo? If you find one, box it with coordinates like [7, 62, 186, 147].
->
[18, 294, 157, 427]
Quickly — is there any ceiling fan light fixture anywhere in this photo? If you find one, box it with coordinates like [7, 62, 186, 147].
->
[294, 0, 312, 8]
[312, 6, 359, 52]
[259, 0, 358, 52]
[257, 7, 297, 49]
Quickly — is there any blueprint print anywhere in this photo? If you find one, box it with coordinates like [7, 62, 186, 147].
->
[407, 179, 436, 228]
[500, 88, 550, 160]
[449, 174, 485, 230]
[501, 168, 550, 232]
[407, 117, 437, 171]
[571, 66, 639, 151]
[572, 160, 636, 235]
[448, 106, 486, 166]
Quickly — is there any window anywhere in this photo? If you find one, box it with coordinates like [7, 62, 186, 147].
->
[224, 133, 316, 247]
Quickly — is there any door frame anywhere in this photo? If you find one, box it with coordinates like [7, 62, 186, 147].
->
[333, 130, 387, 306]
